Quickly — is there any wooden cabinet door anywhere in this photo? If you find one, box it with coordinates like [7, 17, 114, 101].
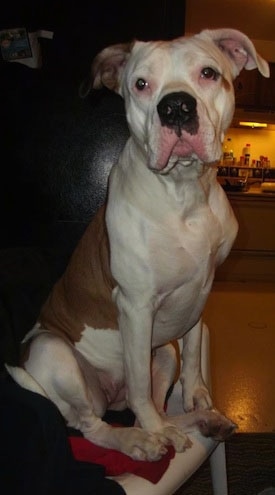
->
[234, 70, 259, 107]
[258, 62, 275, 109]
[234, 63, 275, 110]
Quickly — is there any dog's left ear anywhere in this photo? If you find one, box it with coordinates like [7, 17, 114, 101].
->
[79, 42, 134, 97]
[200, 28, 270, 79]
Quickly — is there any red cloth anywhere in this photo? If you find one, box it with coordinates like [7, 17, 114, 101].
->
[69, 436, 175, 484]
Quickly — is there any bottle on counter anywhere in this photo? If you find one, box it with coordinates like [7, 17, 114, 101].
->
[243, 143, 251, 166]
[223, 138, 234, 165]
[239, 156, 245, 166]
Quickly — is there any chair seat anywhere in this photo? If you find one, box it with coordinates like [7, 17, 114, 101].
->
[112, 432, 216, 495]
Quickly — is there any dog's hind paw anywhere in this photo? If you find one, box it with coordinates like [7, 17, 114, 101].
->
[197, 409, 237, 441]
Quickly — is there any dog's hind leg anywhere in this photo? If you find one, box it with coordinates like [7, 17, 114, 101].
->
[20, 333, 171, 461]
[166, 408, 237, 441]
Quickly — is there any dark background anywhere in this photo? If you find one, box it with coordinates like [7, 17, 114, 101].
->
[1, 0, 186, 82]
[0, 0, 186, 248]
[0, 1, 186, 366]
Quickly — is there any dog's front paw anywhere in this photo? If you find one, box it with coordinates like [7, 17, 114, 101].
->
[118, 425, 191, 461]
[197, 409, 237, 441]
[119, 427, 169, 461]
[156, 425, 192, 453]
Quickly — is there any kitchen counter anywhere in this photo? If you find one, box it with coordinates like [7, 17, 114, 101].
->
[217, 164, 275, 199]
[219, 181, 275, 201]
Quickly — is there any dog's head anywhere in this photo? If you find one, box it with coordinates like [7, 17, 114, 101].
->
[85, 29, 269, 173]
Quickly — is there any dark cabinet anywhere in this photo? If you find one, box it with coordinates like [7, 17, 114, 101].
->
[258, 62, 275, 108]
[234, 62, 275, 110]
[234, 70, 259, 107]
[215, 194, 275, 282]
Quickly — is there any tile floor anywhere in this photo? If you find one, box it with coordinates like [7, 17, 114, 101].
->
[202, 281, 275, 433]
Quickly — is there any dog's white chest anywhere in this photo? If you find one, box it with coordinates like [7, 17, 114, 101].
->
[149, 206, 222, 344]
[157, 203, 222, 273]
[107, 160, 237, 347]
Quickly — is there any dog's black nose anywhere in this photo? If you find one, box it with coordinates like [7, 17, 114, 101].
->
[157, 92, 198, 137]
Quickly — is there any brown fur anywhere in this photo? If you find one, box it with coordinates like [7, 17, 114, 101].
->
[39, 205, 118, 341]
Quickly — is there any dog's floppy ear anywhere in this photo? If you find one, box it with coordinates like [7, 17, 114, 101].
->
[200, 28, 270, 79]
[79, 42, 133, 97]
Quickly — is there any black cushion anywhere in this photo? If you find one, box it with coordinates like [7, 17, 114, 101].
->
[0, 377, 125, 495]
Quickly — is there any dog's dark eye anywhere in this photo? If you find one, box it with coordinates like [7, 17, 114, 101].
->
[201, 67, 219, 80]
[135, 78, 148, 90]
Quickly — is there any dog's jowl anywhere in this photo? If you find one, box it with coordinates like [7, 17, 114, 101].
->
[8, 29, 269, 461]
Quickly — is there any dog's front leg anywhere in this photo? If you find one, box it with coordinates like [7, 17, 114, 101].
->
[115, 289, 164, 431]
[115, 288, 191, 454]
[180, 319, 213, 412]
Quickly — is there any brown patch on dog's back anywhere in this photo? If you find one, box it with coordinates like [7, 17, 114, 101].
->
[39, 205, 119, 342]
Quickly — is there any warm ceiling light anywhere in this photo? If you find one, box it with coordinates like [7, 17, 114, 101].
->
[239, 121, 268, 128]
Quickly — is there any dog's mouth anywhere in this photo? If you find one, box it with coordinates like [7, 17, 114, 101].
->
[149, 125, 221, 173]
[158, 134, 198, 171]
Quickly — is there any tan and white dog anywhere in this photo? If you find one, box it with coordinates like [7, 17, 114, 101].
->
[8, 29, 269, 461]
